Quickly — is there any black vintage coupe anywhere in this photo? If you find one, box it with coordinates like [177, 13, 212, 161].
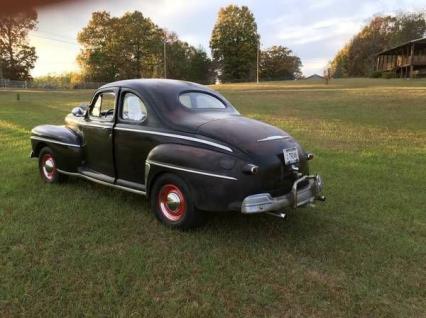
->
[30, 79, 325, 229]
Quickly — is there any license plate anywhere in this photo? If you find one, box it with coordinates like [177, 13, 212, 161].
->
[283, 147, 299, 165]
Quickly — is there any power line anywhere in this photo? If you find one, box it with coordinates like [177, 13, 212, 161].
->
[37, 29, 76, 41]
[30, 32, 79, 47]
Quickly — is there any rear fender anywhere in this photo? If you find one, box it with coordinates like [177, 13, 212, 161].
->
[145, 144, 242, 210]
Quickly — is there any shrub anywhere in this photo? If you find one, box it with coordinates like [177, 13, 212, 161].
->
[370, 71, 383, 78]
[382, 71, 396, 79]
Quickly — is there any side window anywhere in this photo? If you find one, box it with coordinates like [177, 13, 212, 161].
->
[121, 92, 147, 122]
[90, 92, 116, 120]
[179, 92, 226, 109]
[91, 96, 102, 117]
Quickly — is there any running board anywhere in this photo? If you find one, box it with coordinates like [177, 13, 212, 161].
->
[57, 169, 146, 196]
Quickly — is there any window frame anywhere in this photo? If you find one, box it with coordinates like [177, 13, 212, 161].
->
[118, 89, 149, 125]
[89, 89, 117, 122]
[178, 90, 228, 111]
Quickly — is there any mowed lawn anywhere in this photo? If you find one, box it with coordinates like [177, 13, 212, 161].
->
[0, 78, 425, 317]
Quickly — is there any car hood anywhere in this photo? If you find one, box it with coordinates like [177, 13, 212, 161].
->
[197, 116, 302, 157]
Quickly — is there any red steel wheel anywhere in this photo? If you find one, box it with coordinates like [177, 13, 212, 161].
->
[158, 184, 187, 222]
[38, 147, 66, 183]
[151, 173, 205, 229]
[41, 153, 57, 182]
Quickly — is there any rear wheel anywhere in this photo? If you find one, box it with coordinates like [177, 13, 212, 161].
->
[38, 147, 67, 183]
[151, 174, 205, 229]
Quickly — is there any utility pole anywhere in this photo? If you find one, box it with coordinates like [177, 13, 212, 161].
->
[256, 40, 260, 84]
[0, 59, 3, 88]
[163, 41, 167, 79]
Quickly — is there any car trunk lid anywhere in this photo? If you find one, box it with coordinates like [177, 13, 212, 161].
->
[197, 116, 301, 158]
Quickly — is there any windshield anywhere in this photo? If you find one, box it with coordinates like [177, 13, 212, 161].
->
[179, 92, 226, 110]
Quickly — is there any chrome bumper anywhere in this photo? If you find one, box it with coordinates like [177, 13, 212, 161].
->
[241, 175, 324, 214]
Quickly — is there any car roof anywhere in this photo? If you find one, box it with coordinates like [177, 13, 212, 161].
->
[99, 79, 239, 133]
[100, 78, 209, 94]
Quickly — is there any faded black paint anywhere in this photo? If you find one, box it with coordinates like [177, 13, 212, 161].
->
[31, 79, 311, 212]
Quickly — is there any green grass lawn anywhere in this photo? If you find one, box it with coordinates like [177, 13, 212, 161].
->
[0, 78, 425, 317]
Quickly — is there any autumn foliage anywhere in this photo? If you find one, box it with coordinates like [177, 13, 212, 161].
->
[330, 13, 426, 77]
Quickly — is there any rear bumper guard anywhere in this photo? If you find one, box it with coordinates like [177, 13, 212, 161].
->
[241, 175, 324, 214]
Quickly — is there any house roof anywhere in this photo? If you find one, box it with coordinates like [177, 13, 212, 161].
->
[377, 37, 426, 55]
[305, 74, 324, 80]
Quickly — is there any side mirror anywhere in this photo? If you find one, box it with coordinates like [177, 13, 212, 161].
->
[71, 105, 88, 117]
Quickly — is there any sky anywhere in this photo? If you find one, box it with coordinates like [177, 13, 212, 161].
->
[29, 0, 425, 77]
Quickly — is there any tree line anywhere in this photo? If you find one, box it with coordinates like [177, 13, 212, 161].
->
[77, 6, 302, 83]
[330, 12, 426, 78]
[3, 7, 426, 83]
[1, 5, 302, 83]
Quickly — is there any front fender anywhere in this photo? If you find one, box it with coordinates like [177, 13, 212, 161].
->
[31, 125, 82, 171]
[31, 125, 81, 146]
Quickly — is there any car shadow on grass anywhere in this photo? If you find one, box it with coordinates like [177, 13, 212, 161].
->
[205, 208, 329, 238]
[61, 176, 335, 252]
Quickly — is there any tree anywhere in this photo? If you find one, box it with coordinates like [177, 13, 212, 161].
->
[330, 12, 426, 77]
[330, 45, 350, 78]
[78, 11, 212, 83]
[390, 12, 426, 47]
[0, 9, 38, 80]
[347, 16, 395, 76]
[113, 11, 164, 79]
[260, 45, 302, 80]
[210, 5, 259, 82]
[187, 47, 212, 84]
[163, 32, 192, 80]
[77, 11, 118, 82]
[78, 11, 163, 81]
[164, 32, 212, 83]
[331, 16, 395, 77]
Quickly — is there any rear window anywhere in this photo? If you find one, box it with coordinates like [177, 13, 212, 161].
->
[179, 92, 226, 110]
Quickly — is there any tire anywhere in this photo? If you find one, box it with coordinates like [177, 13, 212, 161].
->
[38, 147, 67, 183]
[150, 173, 205, 230]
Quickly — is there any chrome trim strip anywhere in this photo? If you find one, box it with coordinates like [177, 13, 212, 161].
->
[115, 127, 233, 152]
[57, 169, 146, 195]
[78, 122, 113, 129]
[146, 160, 237, 181]
[144, 162, 151, 186]
[31, 136, 81, 148]
[257, 135, 289, 142]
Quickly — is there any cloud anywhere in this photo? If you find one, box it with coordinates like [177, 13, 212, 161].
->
[301, 58, 329, 75]
[277, 17, 362, 45]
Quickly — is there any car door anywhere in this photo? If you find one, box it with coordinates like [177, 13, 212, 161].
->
[80, 89, 118, 182]
[114, 89, 155, 190]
